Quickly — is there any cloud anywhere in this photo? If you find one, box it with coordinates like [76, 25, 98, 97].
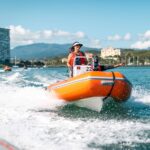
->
[143, 30, 150, 39]
[74, 31, 86, 38]
[131, 40, 150, 49]
[107, 33, 131, 41]
[124, 33, 131, 40]
[9, 25, 87, 47]
[10, 25, 29, 35]
[9, 25, 37, 47]
[130, 30, 150, 49]
[107, 34, 121, 41]
[89, 39, 101, 48]
[9, 25, 101, 48]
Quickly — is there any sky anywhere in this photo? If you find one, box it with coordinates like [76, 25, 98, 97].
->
[1, 0, 150, 49]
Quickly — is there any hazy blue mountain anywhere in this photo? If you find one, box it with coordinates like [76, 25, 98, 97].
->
[11, 43, 100, 59]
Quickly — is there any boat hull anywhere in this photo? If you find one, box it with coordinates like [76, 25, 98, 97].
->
[47, 71, 132, 103]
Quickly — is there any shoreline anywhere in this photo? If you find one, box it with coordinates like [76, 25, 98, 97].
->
[45, 65, 150, 68]
[0, 65, 150, 69]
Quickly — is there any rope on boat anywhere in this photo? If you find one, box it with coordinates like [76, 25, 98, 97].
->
[103, 71, 115, 101]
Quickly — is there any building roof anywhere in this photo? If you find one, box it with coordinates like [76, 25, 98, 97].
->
[0, 27, 10, 31]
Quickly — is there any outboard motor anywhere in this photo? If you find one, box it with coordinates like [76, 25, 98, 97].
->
[93, 55, 99, 71]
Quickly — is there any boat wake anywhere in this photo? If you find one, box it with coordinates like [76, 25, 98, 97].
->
[132, 86, 150, 104]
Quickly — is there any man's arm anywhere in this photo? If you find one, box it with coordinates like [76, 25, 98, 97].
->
[67, 53, 72, 67]
[101, 63, 124, 71]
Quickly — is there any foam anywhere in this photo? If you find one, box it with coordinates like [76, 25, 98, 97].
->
[132, 86, 150, 104]
[0, 69, 150, 149]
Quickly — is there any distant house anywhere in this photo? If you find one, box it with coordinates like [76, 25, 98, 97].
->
[101, 47, 121, 59]
[0, 28, 10, 63]
[61, 58, 68, 63]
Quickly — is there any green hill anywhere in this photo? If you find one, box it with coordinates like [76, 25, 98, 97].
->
[11, 43, 100, 60]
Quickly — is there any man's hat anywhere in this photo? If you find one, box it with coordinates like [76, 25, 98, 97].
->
[71, 42, 83, 48]
[69, 42, 83, 52]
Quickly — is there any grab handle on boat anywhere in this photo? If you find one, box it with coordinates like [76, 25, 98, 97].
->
[103, 71, 115, 101]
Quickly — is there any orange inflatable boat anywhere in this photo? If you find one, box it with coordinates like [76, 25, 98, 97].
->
[47, 56, 132, 111]
[47, 71, 132, 111]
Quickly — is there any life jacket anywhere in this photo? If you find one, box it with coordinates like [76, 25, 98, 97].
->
[68, 51, 86, 67]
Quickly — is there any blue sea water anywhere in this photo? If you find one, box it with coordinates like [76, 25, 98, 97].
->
[0, 67, 150, 150]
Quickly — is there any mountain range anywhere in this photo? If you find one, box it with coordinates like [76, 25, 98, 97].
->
[11, 43, 100, 60]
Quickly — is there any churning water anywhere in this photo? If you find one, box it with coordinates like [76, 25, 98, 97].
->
[0, 67, 150, 150]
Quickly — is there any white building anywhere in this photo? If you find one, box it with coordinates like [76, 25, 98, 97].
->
[101, 47, 121, 59]
[61, 58, 68, 63]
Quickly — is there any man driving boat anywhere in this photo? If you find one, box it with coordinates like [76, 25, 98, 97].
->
[67, 42, 124, 77]
[67, 42, 87, 77]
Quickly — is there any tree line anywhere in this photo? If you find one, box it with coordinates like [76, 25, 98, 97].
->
[0, 49, 150, 67]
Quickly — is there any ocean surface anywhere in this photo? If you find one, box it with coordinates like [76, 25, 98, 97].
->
[0, 66, 150, 150]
